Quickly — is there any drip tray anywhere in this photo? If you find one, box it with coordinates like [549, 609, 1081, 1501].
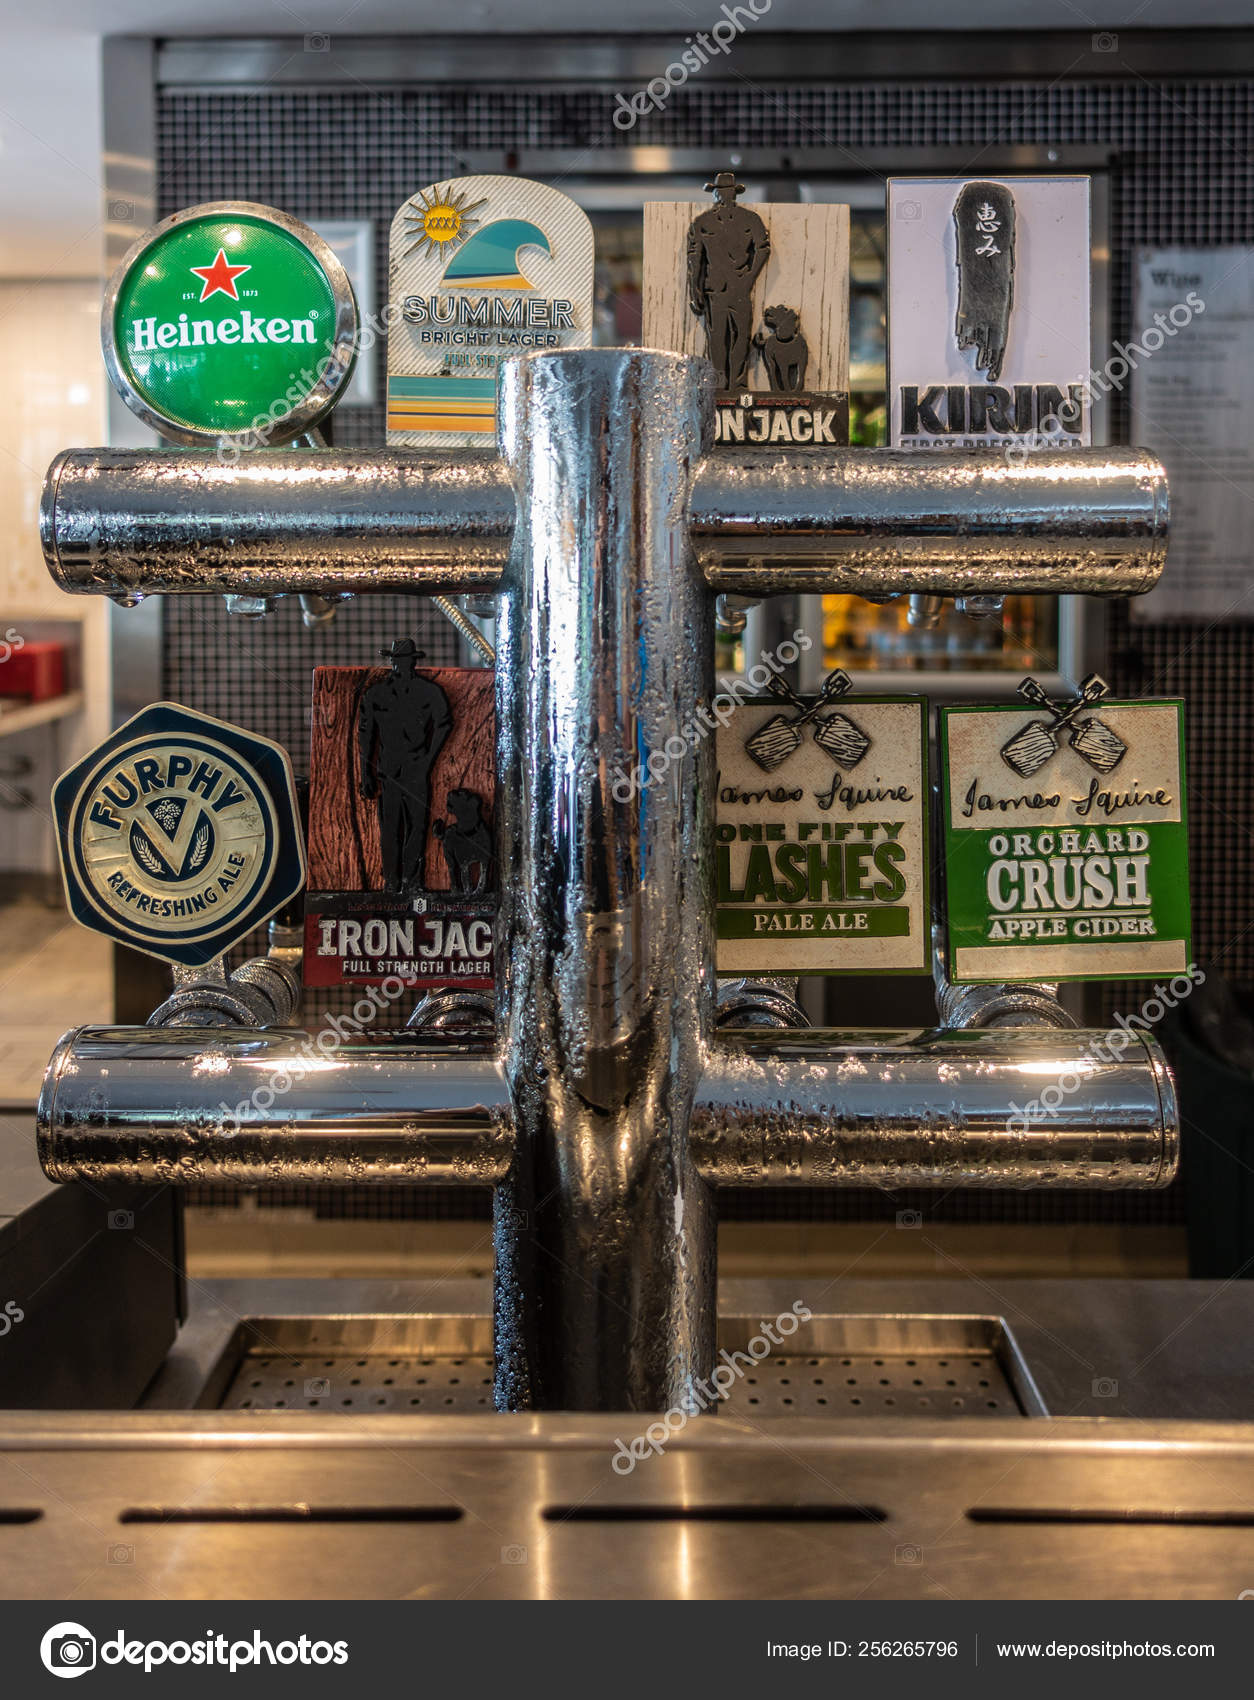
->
[203, 1314, 1046, 1417]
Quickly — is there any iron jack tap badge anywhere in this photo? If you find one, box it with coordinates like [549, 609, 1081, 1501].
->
[303, 656, 497, 990]
[52, 703, 306, 968]
[102, 202, 359, 447]
[642, 174, 851, 447]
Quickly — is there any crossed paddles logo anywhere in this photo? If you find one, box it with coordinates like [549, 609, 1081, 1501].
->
[742, 667, 872, 776]
[998, 674, 1127, 780]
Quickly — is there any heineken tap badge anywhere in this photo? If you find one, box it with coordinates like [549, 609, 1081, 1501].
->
[103, 202, 358, 448]
[644, 172, 850, 446]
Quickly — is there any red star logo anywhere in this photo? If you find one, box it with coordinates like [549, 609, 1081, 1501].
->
[189, 248, 251, 303]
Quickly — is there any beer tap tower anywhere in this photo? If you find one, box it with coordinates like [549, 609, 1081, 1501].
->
[37, 346, 1176, 1413]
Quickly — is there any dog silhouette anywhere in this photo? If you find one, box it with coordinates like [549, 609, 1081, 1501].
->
[435, 788, 494, 895]
[754, 305, 809, 393]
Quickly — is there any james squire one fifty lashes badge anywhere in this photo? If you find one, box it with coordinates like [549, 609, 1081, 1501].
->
[717, 670, 929, 977]
[941, 686, 1191, 985]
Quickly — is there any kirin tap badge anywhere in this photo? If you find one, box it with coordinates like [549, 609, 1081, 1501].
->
[387, 175, 595, 446]
[304, 647, 495, 989]
[940, 681, 1191, 984]
[52, 704, 306, 968]
[887, 176, 1092, 449]
[716, 671, 928, 976]
[643, 173, 850, 447]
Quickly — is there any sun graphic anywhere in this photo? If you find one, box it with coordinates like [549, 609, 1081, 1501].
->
[402, 184, 489, 261]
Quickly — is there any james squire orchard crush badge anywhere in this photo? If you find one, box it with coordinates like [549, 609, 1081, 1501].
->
[940, 682, 1191, 982]
[716, 677, 928, 975]
[304, 649, 496, 989]
[52, 703, 306, 968]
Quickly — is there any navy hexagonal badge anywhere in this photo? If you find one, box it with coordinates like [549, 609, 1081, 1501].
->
[52, 702, 306, 969]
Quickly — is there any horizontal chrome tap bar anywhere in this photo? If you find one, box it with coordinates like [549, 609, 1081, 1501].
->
[691, 448, 1168, 596]
[692, 1028, 1179, 1190]
[38, 1024, 1177, 1193]
[40, 443, 1168, 602]
[37, 1028, 514, 1187]
[40, 448, 515, 597]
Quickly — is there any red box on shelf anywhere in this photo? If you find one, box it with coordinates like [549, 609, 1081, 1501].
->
[0, 640, 67, 701]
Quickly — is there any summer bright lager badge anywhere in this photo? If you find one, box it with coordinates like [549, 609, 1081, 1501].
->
[716, 673, 929, 974]
[643, 173, 850, 446]
[52, 704, 306, 968]
[387, 176, 595, 446]
[103, 201, 358, 446]
[940, 680, 1191, 982]
[304, 653, 496, 989]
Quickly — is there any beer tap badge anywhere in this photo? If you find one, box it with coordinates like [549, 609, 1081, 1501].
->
[52, 703, 306, 968]
[887, 176, 1091, 449]
[716, 672, 928, 976]
[643, 175, 850, 447]
[387, 175, 595, 446]
[940, 687, 1191, 983]
[304, 654, 496, 989]
[102, 202, 359, 447]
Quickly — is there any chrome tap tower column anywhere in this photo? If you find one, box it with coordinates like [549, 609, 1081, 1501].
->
[38, 346, 1179, 1413]
[493, 351, 717, 1409]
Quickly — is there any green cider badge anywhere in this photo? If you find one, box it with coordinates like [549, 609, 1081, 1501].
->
[940, 678, 1192, 984]
[104, 203, 358, 446]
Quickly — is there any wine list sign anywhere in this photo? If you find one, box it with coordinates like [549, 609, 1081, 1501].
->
[304, 646, 495, 989]
[940, 680, 1191, 983]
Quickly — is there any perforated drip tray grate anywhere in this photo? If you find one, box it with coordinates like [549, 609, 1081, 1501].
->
[227, 1352, 497, 1413]
[206, 1314, 1045, 1418]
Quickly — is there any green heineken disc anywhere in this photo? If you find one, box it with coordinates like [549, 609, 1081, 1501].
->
[103, 202, 358, 447]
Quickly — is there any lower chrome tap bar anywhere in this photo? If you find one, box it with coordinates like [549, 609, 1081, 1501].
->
[692, 1028, 1179, 1190]
[37, 1028, 514, 1187]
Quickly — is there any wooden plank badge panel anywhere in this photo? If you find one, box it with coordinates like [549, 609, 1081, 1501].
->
[643, 196, 849, 447]
[305, 664, 495, 988]
[940, 698, 1191, 982]
[716, 695, 929, 975]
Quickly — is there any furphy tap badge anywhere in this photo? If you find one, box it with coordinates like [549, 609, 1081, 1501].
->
[716, 676, 928, 975]
[103, 202, 358, 447]
[887, 176, 1091, 448]
[642, 174, 850, 446]
[387, 176, 594, 446]
[52, 704, 306, 968]
[940, 684, 1191, 983]
[304, 652, 496, 988]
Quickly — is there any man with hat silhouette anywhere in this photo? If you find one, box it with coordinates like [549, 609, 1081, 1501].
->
[358, 638, 452, 892]
[686, 171, 770, 391]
